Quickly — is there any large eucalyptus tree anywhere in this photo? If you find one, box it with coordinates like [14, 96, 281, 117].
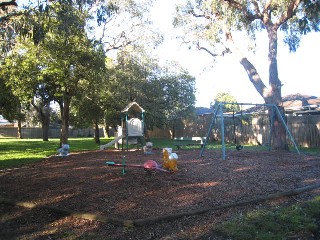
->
[175, 0, 319, 150]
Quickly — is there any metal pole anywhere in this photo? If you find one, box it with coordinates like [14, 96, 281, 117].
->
[273, 105, 300, 154]
[126, 113, 129, 151]
[200, 105, 220, 157]
[220, 103, 226, 160]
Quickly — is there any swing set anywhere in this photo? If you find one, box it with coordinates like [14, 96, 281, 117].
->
[200, 102, 300, 159]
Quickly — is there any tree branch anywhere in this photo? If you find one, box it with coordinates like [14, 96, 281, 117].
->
[0, 0, 17, 8]
[224, 0, 261, 22]
[198, 44, 230, 58]
[276, 0, 301, 27]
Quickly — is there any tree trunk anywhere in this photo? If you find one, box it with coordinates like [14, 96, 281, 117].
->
[226, 27, 288, 151]
[32, 102, 50, 142]
[266, 26, 288, 150]
[17, 119, 22, 139]
[94, 120, 100, 144]
[60, 96, 71, 146]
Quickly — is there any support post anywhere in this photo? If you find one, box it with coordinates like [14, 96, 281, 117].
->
[273, 105, 300, 154]
[220, 103, 226, 160]
[200, 104, 220, 157]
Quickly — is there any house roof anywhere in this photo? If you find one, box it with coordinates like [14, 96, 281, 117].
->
[195, 107, 212, 116]
[196, 94, 320, 116]
[282, 94, 320, 110]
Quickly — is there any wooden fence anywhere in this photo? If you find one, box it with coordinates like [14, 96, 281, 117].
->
[1, 115, 319, 147]
[0, 127, 105, 139]
[174, 114, 320, 148]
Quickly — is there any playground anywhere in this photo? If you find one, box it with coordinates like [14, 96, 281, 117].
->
[1, 148, 320, 239]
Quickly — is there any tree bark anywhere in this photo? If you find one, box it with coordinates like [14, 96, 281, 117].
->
[60, 95, 71, 147]
[32, 102, 50, 141]
[94, 120, 100, 144]
[266, 26, 288, 150]
[17, 119, 22, 139]
[41, 112, 50, 142]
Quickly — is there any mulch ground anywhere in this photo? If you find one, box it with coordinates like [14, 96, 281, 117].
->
[1, 148, 320, 239]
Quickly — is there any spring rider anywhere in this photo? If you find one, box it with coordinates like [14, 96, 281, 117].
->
[162, 148, 178, 172]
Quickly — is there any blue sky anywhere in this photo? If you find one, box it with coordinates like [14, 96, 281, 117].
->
[151, 0, 320, 107]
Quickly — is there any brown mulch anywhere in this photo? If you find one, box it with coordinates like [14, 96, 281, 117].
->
[1, 148, 320, 239]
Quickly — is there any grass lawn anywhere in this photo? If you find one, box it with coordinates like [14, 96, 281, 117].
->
[0, 138, 111, 169]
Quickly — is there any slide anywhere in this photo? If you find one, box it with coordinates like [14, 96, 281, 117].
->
[100, 135, 123, 150]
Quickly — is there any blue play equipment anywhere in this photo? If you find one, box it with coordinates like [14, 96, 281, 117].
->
[200, 102, 300, 159]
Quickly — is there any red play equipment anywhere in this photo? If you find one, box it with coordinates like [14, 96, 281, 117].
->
[106, 159, 173, 174]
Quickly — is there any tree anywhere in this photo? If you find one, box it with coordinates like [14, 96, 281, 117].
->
[175, 0, 320, 150]
[0, 76, 25, 139]
[98, 48, 196, 140]
[8, 0, 156, 145]
[159, 63, 196, 139]
[212, 92, 240, 113]
[69, 48, 108, 144]
[2, 38, 55, 141]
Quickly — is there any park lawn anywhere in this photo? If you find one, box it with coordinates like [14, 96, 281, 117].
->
[0, 137, 177, 169]
[0, 138, 111, 169]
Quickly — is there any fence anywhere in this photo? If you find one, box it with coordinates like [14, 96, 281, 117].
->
[0, 127, 105, 139]
[1, 115, 319, 147]
[174, 114, 320, 148]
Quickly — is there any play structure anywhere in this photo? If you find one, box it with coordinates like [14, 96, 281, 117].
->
[100, 102, 145, 150]
[200, 102, 300, 159]
[106, 158, 173, 175]
[57, 144, 70, 156]
[162, 148, 178, 172]
[106, 148, 178, 175]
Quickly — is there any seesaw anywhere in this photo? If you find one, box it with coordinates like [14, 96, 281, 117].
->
[106, 160, 173, 174]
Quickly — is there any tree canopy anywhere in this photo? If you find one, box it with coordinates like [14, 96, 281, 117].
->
[1, 0, 197, 144]
[174, 0, 320, 150]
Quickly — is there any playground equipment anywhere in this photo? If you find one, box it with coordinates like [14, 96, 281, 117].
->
[200, 102, 300, 159]
[162, 148, 178, 172]
[106, 158, 172, 174]
[100, 102, 146, 150]
[57, 144, 70, 156]
[143, 142, 153, 154]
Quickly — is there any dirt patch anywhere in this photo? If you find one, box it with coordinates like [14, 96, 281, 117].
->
[1, 149, 320, 239]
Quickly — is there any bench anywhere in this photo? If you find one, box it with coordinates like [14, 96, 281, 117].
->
[173, 137, 206, 150]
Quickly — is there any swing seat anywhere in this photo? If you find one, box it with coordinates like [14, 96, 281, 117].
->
[236, 145, 243, 151]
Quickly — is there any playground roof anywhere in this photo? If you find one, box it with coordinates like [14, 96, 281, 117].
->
[121, 102, 145, 113]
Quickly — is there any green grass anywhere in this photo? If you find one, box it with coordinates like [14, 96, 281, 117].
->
[0, 137, 113, 169]
[214, 196, 320, 240]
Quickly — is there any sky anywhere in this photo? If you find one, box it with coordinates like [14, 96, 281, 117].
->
[150, 0, 320, 108]
[17, 0, 320, 108]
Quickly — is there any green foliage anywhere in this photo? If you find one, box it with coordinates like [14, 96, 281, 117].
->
[215, 198, 320, 239]
[175, 0, 320, 55]
[102, 49, 196, 132]
[212, 92, 239, 112]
